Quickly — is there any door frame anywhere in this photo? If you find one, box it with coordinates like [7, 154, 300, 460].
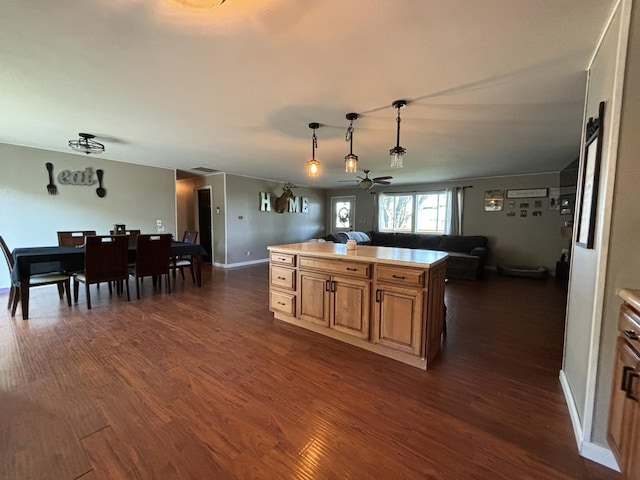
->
[331, 195, 356, 233]
[196, 186, 214, 264]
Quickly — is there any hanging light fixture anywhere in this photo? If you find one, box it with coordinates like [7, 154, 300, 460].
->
[389, 100, 407, 168]
[344, 113, 359, 173]
[172, 0, 227, 10]
[306, 122, 320, 177]
[68, 133, 105, 155]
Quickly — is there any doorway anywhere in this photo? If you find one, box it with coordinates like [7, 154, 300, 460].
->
[331, 196, 356, 233]
[197, 187, 213, 263]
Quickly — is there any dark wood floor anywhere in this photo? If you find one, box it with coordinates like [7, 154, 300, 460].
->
[0, 265, 620, 480]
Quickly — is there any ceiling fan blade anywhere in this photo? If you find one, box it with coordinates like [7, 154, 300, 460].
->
[374, 180, 391, 185]
[372, 176, 393, 181]
[337, 180, 358, 183]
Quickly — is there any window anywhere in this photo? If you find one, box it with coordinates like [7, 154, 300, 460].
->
[378, 191, 448, 234]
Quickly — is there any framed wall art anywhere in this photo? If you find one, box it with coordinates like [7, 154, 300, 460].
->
[484, 190, 504, 211]
[506, 188, 548, 199]
[576, 101, 605, 249]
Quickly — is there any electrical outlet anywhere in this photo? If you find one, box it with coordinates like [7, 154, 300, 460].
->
[245, 251, 252, 256]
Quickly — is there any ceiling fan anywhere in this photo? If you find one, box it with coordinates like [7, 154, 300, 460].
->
[340, 169, 393, 190]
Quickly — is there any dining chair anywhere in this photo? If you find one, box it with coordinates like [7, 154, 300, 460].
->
[1, 235, 71, 318]
[57, 231, 97, 247]
[110, 229, 141, 246]
[131, 234, 172, 299]
[170, 230, 198, 283]
[73, 235, 130, 310]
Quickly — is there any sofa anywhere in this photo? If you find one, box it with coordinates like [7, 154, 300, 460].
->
[323, 231, 488, 280]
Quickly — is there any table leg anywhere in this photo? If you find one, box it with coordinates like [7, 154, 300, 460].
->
[19, 278, 30, 320]
[193, 254, 202, 287]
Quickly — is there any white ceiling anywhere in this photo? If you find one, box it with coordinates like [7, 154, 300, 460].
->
[0, 0, 615, 189]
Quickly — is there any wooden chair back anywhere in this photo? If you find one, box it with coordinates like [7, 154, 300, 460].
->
[109, 229, 141, 246]
[84, 235, 129, 284]
[58, 231, 97, 247]
[0, 235, 14, 271]
[182, 231, 198, 244]
[134, 234, 172, 277]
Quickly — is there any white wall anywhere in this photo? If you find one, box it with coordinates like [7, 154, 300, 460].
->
[561, 0, 634, 467]
[0, 142, 177, 288]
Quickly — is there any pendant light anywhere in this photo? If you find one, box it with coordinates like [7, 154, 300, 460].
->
[307, 122, 320, 177]
[344, 113, 359, 173]
[389, 100, 407, 168]
[69, 133, 105, 155]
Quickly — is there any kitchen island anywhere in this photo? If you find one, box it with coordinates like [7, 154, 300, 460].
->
[268, 242, 448, 370]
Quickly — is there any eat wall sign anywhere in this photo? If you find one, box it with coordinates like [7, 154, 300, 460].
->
[45, 163, 107, 198]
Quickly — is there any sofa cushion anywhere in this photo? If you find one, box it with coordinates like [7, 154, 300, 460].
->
[345, 231, 371, 244]
[415, 234, 443, 250]
[438, 235, 487, 253]
[323, 232, 349, 243]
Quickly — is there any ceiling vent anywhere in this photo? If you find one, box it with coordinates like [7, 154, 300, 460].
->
[190, 166, 218, 173]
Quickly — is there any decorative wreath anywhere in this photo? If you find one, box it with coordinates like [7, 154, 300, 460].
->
[338, 207, 350, 224]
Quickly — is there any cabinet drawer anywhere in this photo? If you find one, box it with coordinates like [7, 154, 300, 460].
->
[270, 252, 296, 267]
[270, 266, 296, 290]
[375, 265, 425, 288]
[270, 290, 296, 316]
[299, 256, 370, 278]
[619, 304, 640, 350]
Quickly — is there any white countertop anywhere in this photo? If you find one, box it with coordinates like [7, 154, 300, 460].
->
[268, 242, 448, 269]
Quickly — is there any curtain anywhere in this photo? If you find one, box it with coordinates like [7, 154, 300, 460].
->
[446, 187, 464, 235]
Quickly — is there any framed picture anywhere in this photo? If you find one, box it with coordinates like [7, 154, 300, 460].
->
[484, 190, 504, 211]
[506, 188, 548, 199]
[576, 101, 605, 249]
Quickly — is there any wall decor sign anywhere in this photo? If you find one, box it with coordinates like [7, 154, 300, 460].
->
[484, 190, 504, 212]
[576, 101, 605, 249]
[506, 188, 548, 199]
[259, 183, 309, 214]
[44, 164, 107, 198]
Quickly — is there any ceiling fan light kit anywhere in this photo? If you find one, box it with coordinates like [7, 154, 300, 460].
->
[389, 99, 407, 168]
[306, 122, 320, 178]
[68, 133, 105, 155]
[344, 112, 359, 173]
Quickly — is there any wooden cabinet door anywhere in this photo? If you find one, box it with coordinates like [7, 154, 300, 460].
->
[373, 284, 423, 355]
[627, 385, 640, 480]
[330, 275, 370, 339]
[298, 271, 330, 326]
[608, 338, 640, 478]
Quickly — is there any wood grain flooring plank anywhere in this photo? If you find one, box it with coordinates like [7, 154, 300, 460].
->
[0, 266, 620, 479]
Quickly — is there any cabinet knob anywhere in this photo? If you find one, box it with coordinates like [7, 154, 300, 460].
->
[623, 330, 639, 341]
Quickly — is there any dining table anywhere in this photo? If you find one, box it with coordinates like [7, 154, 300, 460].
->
[11, 241, 206, 320]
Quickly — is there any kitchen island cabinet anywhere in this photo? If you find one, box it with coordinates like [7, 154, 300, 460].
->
[268, 242, 447, 370]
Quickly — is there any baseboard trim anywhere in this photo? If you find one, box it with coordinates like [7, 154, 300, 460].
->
[559, 370, 620, 472]
[560, 370, 584, 448]
[580, 441, 620, 471]
[213, 258, 269, 269]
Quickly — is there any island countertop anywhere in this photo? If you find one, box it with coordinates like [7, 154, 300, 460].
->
[268, 242, 448, 269]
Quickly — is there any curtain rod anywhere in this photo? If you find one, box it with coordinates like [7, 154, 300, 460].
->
[372, 185, 473, 195]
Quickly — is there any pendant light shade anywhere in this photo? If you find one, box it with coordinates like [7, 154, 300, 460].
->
[307, 122, 320, 177]
[344, 113, 359, 173]
[69, 133, 105, 155]
[389, 100, 407, 168]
